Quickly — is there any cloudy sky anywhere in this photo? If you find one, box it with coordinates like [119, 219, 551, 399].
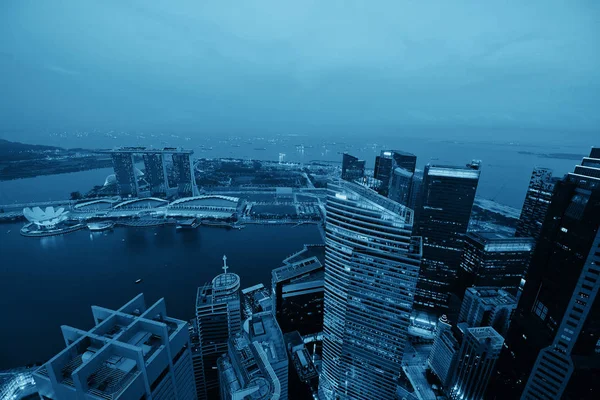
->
[1, 0, 599, 140]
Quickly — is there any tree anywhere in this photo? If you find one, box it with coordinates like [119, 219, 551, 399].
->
[70, 191, 83, 200]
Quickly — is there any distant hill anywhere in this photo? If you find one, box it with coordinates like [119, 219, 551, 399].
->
[0, 139, 64, 162]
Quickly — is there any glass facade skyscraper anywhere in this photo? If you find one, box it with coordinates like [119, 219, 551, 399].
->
[496, 148, 600, 399]
[341, 153, 365, 182]
[414, 161, 481, 310]
[516, 167, 558, 241]
[319, 180, 422, 399]
[373, 150, 417, 196]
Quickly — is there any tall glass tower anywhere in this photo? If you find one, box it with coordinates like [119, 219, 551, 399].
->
[193, 256, 241, 400]
[414, 161, 481, 310]
[319, 180, 422, 399]
[494, 148, 600, 399]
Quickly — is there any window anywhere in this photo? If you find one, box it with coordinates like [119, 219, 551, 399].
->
[534, 300, 548, 320]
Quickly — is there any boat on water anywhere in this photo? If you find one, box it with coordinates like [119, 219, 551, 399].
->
[87, 221, 115, 231]
[135, 279, 143, 284]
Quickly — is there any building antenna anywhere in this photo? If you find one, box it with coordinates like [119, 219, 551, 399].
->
[222, 255, 228, 274]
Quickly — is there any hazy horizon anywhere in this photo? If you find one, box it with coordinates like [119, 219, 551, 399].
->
[2, 1, 599, 144]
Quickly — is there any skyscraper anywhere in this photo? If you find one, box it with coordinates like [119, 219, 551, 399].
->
[414, 161, 481, 309]
[449, 326, 504, 400]
[106, 147, 196, 198]
[319, 180, 422, 399]
[497, 148, 600, 399]
[341, 153, 365, 182]
[271, 244, 325, 336]
[33, 294, 197, 400]
[455, 232, 534, 299]
[248, 311, 289, 399]
[217, 332, 282, 400]
[373, 150, 417, 196]
[428, 315, 460, 388]
[389, 167, 414, 206]
[458, 287, 517, 337]
[515, 167, 558, 241]
[193, 256, 242, 399]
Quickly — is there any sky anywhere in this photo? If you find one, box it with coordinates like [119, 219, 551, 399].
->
[1, 0, 599, 142]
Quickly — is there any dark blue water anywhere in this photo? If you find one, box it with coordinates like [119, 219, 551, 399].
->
[0, 222, 322, 369]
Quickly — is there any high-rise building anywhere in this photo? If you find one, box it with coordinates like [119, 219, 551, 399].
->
[455, 232, 534, 299]
[428, 315, 460, 388]
[373, 150, 417, 195]
[248, 311, 289, 399]
[389, 167, 414, 206]
[106, 147, 196, 198]
[341, 153, 365, 182]
[217, 332, 281, 400]
[284, 331, 319, 398]
[33, 294, 197, 400]
[414, 161, 481, 310]
[449, 326, 504, 400]
[142, 153, 168, 197]
[271, 244, 325, 336]
[319, 180, 422, 399]
[241, 283, 273, 320]
[111, 151, 138, 196]
[497, 148, 600, 399]
[458, 287, 517, 336]
[515, 167, 559, 241]
[409, 169, 424, 230]
[193, 256, 242, 399]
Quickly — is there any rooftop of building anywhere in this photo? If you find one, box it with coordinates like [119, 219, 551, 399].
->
[34, 294, 186, 398]
[467, 326, 505, 344]
[467, 231, 535, 252]
[273, 246, 325, 283]
[427, 164, 481, 179]
[465, 287, 517, 306]
[329, 179, 414, 225]
[102, 147, 194, 154]
[283, 331, 319, 383]
[248, 312, 287, 365]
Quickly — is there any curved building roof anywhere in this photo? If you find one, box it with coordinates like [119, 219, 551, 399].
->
[113, 197, 169, 209]
[169, 195, 239, 208]
[23, 206, 68, 227]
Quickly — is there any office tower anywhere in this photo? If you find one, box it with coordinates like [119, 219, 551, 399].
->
[515, 167, 558, 241]
[194, 256, 242, 399]
[373, 150, 417, 195]
[111, 151, 138, 196]
[414, 161, 481, 310]
[241, 283, 273, 320]
[107, 147, 196, 198]
[449, 326, 504, 400]
[341, 153, 365, 182]
[248, 311, 289, 399]
[459, 287, 517, 336]
[319, 180, 422, 399]
[271, 244, 325, 335]
[428, 315, 460, 388]
[456, 232, 534, 298]
[142, 153, 168, 197]
[33, 294, 197, 400]
[217, 332, 281, 400]
[389, 167, 414, 206]
[498, 148, 600, 399]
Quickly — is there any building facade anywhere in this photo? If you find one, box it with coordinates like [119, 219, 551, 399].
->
[415, 161, 481, 310]
[449, 326, 504, 400]
[271, 244, 325, 336]
[515, 167, 558, 241]
[319, 180, 422, 399]
[458, 287, 517, 337]
[107, 147, 196, 198]
[33, 294, 197, 400]
[428, 315, 460, 387]
[373, 150, 417, 196]
[193, 256, 242, 400]
[341, 153, 365, 182]
[497, 148, 600, 399]
[456, 232, 534, 299]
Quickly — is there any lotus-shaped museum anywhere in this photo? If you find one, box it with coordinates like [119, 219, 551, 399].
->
[23, 206, 69, 228]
